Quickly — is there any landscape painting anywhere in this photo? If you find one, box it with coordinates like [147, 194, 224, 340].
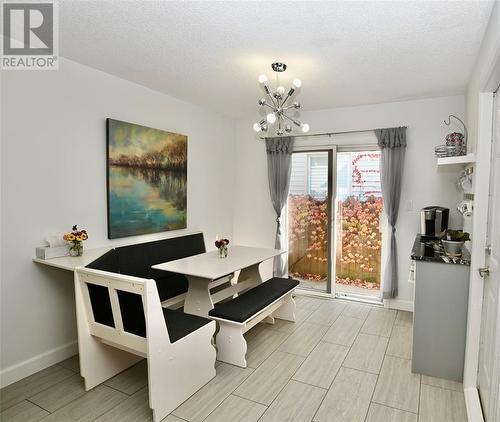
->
[106, 118, 187, 238]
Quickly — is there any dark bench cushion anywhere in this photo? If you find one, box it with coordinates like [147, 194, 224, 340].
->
[208, 277, 299, 323]
[88, 287, 211, 343]
[86, 233, 206, 302]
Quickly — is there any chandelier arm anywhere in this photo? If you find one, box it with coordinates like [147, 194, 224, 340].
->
[263, 103, 277, 111]
[281, 88, 295, 108]
[282, 113, 302, 127]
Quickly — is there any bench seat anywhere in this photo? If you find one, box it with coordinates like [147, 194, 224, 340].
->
[209, 277, 299, 368]
[208, 277, 299, 323]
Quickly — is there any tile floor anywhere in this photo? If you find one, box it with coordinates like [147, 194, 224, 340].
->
[0, 296, 468, 422]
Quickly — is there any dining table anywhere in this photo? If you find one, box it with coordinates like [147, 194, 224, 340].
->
[152, 245, 285, 317]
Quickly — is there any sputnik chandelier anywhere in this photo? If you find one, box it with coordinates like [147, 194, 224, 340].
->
[253, 62, 309, 136]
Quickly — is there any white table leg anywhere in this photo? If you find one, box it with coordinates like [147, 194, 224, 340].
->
[184, 275, 214, 317]
[237, 262, 262, 289]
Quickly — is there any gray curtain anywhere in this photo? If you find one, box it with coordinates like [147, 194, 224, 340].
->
[375, 127, 407, 298]
[266, 136, 295, 277]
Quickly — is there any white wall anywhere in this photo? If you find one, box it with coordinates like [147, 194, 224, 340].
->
[233, 95, 466, 305]
[467, 1, 500, 150]
[0, 58, 235, 384]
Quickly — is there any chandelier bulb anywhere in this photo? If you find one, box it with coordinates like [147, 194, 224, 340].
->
[261, 125, 268, 132]
[293, 79, 302, 88]
[293, 101, 301, 109]
[266, 113, 277, 124]
[277, 86, 285, 95]
[258, 74, 268, 84]
[285, 125, 292, 133]
[253, 123, 262, 132]
[277, 129, 284, 136]
[301, 123, 310, 133]
[258, 98, 266, 106]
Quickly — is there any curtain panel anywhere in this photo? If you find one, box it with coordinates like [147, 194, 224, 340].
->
[265, 136, 295, 277]
[375, 126, 407, 298]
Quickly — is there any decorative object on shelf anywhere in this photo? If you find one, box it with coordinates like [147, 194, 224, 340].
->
[64, 225, 88, 257]
[215, 237, 229, 258]
[107, 119, 187, 239]
[36, 232, 70, 259]
[441, 229, 470, 257]
[253, 62, 309, 136]
[435, 115, 468, 158]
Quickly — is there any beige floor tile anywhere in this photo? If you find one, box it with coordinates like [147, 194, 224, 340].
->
[161, 416, 185, 422]
[41, 385, 127, 422]
[270, 306, 314, 334]
[395, 310, 413, 327]
[244, 326, 289, 368]
[94, 387, 152, 422]
[343, 333, 388, 374]
[361, 308, 396, 337]
[172, 363, 253, 422]
[313, 367, 377, 422]
[386, 324, 413, 359]
[0, 400, 49, 422]
[322, 316, 364, 347]
[29, 374, 86, 412]
[58, 355, 80, 374]
[104, 360, 147, 395]
[421, 375, 463, 392]
[419, 384, 467, 422]
[366, 403, 417, 422]
[260, 380, 325, 422]
[341, 303, 371, 320]
[293, 342, 349, 388]
[293, 295, 325, 311]
[234, 351, 304, 405]
[0, 365, 74, 412]
[372, 356, 420, 413]
[278, 322, 329, 357]
[204, 394, 266, 422]
[305, 301, 346, 326]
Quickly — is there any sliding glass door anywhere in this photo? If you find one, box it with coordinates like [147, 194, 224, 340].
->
[287, 144, 384, 301]
[287, 148, 334, 293]
[334, 149, 383, 300]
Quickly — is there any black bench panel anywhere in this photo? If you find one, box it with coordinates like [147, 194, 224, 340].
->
[208, 278, 299, 323]
[85, 234, 206, 333]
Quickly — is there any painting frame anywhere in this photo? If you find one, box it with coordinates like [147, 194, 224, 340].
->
[106, 118, 187, 239]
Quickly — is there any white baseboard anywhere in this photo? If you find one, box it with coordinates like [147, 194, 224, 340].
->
[464, 387, 484, 422]
[0, 340, 78, 388]
[384, 298, 414, 312]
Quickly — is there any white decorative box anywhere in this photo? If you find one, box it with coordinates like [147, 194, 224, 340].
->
[36, 245, 70, 259]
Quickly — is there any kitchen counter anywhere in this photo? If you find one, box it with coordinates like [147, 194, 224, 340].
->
[410, 234, 470, 266]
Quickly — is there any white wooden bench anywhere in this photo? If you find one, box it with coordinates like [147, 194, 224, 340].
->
[75, 267, 216, 422]
[208, 277, 299, 368]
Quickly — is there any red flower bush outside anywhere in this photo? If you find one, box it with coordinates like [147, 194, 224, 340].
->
[288, 194, 383, 289]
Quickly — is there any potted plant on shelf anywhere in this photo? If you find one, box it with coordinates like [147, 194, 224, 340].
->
[441, 230, 470, 257]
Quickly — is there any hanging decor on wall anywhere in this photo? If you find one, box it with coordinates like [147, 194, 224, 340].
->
[106, 118, 187, 239]
[253, 62, 309, 136]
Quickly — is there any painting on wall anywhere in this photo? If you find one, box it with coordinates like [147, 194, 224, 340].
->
[106, 118, 187, 239]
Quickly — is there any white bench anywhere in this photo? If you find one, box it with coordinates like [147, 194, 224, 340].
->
[208, 277, 299, 368]
[75, 267, 216, 422]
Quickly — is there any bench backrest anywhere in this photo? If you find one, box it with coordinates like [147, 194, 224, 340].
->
[76, 267, 171, 354]
[87, 233, 206, 301]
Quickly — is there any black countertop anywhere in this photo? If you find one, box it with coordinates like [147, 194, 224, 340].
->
[410, 235, 471, 266]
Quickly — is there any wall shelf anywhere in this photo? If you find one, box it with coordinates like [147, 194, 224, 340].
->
[437, 153, 476, 166]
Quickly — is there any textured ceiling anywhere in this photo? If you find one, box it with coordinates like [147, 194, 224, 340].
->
[60, 1, 494, 117]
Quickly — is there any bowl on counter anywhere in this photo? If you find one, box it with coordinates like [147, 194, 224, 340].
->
[442, 240, 464, 257]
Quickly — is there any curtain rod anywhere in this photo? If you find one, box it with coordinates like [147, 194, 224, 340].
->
[259, 126, 407, 140]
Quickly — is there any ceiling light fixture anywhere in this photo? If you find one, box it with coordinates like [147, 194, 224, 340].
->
[253, 62, 309, 136]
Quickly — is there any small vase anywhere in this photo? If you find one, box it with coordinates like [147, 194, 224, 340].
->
[218, 245, 228, 258]
[69, 241, 84, 257]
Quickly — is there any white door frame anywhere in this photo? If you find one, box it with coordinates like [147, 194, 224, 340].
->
[463, 92, 494, 422]
[463, 45, 500, 419]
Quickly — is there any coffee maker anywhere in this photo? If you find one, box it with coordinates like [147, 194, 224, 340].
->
[421, 206, 449, 239]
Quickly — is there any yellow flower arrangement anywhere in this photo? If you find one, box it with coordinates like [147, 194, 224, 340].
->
[64, 225, 88, 257]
